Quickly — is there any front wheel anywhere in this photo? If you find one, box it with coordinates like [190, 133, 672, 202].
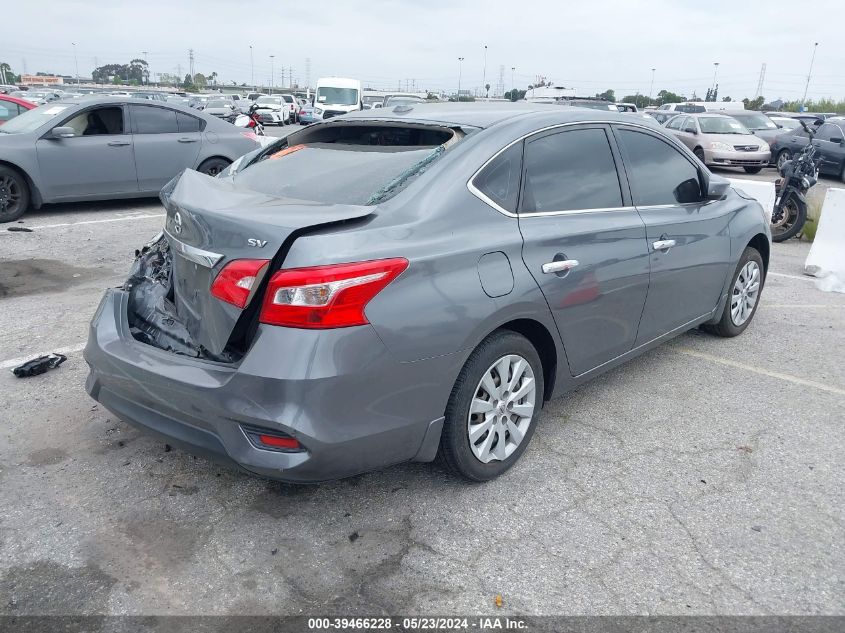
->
[439, 331, 544, 481]
[0, 165, 30, 223]
[694, 147, 706, 163]
[743, 166, 763, 174]
[776, 149, 792, 171]
[771, 192, 807, 242]
[702, 247, 764, 337]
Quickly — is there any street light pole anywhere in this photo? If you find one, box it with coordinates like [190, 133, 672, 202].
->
[511, 66, 515, 100]
[648, 67, 655, 104]
[72, 42, 79, 85]
[142, 50, 148, 85]
[801, 42, 819, 110]
[482, 45, 488, 99]
[457, 57, 464, 100]
[250, 45, 254, 89]
[270, 55, 275, 94]
[711, 62, 720, 94]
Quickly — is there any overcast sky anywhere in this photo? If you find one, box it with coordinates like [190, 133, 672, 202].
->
[4, 0, 843, 101]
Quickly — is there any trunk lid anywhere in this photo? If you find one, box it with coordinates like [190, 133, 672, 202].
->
[158, 169, 374, 357]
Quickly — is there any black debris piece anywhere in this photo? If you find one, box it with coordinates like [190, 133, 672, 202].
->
[164, 444, 172, 453]
[11, 353, 67, 378]
[349, 531, 360, 543]
[7, 226, 33, 232]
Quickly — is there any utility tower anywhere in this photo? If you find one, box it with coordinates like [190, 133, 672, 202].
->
[188, 49, 195, 78]
[755, 63, 766, 99]
[305, 57, 311, 89]
[497, 65, 505, 98]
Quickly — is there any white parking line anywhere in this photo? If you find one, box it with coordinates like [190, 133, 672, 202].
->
[677, 347, 845, 396]
[0, 343, 87, 371]
[20, 213, 165, 231]
[768, 272, 815, 282]
[765, 304, 843, 309]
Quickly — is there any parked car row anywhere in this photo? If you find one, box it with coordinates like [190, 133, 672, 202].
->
[646, 107, 845, 181]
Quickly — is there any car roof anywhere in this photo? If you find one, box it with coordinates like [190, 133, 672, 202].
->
[50, 95, 213, 118]
[338, 101, 648, 129]
[0, 94, 35, 108]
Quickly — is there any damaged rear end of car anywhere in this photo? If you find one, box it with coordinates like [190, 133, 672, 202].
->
[84, 116, 467, 482]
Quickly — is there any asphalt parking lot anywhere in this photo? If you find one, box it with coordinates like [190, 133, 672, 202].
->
[1, 152, 843, 616]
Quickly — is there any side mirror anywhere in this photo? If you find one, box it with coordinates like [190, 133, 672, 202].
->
[51, 126, 76, 139]
[830, 137, 843, 144]
[705, 174, 730, 200]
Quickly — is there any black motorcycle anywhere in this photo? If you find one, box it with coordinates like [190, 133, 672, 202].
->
[771, 120, 822, 242]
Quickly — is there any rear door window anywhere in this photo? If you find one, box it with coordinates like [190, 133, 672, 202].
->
[131, 105, 179, 134]
[176, 112, 203, 132]
[520, 127, 623, 213]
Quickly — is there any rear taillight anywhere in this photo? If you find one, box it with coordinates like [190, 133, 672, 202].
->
[242, 424, 303, 452]
[259, 258, 408, 328]
[210, 259, 270, 308]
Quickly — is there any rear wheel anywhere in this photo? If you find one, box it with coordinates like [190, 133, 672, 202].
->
[771, 192, 806, 242]
[776, 149, 792, 171]
[743, 166, 762, 174]
[439, 331, 544, 481]
[694, 147, 705, 163]
[197, 157, 230, 177]
[702, 247, 764, 337]
[0, 165, 30, 223]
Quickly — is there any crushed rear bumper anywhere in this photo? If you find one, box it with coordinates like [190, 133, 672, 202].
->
[84, 289, 452, 482]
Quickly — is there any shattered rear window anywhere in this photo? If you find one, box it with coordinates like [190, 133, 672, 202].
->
[231, 142, 443, 205]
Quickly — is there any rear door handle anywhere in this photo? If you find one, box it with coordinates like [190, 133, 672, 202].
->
[653, 239, 676, 251]
[542, 259, 580, 274]
[177, 137, 197, 143]
[107, 140, 130, 147]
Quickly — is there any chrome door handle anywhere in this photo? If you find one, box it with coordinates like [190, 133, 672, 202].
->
[177, 137, 197, 143]
[107, 140, 130, 147]
[542, 259, 580, 274]
[653, 239, 676, 251]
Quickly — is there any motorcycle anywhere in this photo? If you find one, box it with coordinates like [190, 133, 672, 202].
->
[232, 103, 265, 136]
[771, 119, 821, 242]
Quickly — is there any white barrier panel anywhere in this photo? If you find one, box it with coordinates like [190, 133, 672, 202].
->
[727, 178, 776, 215]
[805, 187, 845, 293]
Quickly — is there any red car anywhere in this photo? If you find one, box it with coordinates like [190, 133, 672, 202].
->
[0, 94, 35, 125]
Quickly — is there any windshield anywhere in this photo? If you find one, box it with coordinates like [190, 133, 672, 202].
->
[363, 96, 384, 105]
[316, 87, 359, 106]
[731, 112, 777, 131]
[206, 101, 227, 108]
[0, 103, 72, 134]
[773, 118, 800, 130]
[698, 117, 750, 135]
[256, 96, 281, 105]
[234, 143, 442, 205]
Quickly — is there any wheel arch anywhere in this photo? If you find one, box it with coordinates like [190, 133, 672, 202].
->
[197, 155, 233, 170]
[747, 233, 770, 274]
[0, 159, 42, 208]
[496, 318, 557, 402]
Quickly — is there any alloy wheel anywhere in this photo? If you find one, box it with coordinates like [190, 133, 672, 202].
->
[467, 354, 536, 463]
[730, 260, 761, 326]
[0, 174, 22, 217]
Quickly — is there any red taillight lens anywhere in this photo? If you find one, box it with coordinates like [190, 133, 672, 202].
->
[259, 258, 409, 328]
[257, 434, 301, 450]
[210, 259, 270, 308]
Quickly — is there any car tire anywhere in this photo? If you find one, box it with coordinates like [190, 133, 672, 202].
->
[841, 162, 845, 184]
[438, 330, 544, 482]
[0, 165, 31, 223]
[776, 149, 792, 170]
[694, 147, 705, 163]
[197, 157, 231, 177]
[702, 246, 765, 338]
[743, 166, 763, 174]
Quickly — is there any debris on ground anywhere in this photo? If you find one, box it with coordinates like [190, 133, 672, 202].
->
[349, 531, 360, 542]
[7, 226, 33, 232]
[494, 595, 503, 608]
[11, 353, 67, 378]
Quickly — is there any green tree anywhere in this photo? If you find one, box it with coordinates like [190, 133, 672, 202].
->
[0, 62, 21, 83]
[596, 89, 615, 102]
[742, 96, 765, 111]
[183, 73, 195, 90]
[655, 89, 686, 105]
[193, 73, 207, 89]
[485, 83, 490, 98]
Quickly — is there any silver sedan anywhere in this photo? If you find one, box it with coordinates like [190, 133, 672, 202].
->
[0, 96, 261, 221]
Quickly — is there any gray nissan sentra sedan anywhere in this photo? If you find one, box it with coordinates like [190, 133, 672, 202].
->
[84, 103, 771, 483]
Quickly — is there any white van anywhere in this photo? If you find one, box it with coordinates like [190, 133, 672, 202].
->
[657, 101, 745, 113]
[314, 77, 362, 120]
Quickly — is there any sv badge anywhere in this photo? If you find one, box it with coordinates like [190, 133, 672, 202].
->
[247, 238, 268, 248]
